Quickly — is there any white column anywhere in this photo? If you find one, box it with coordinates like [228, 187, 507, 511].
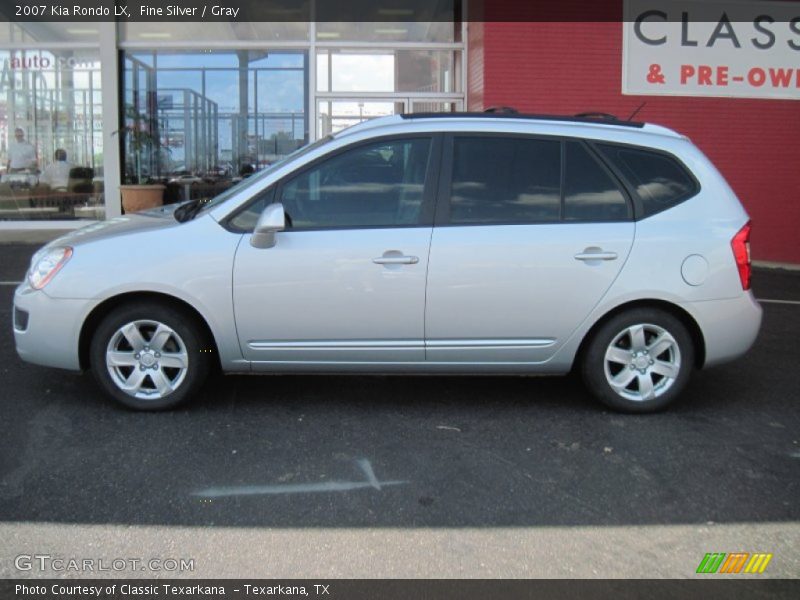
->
[99, 22, 122, 219]
[308, 18, 317, 142]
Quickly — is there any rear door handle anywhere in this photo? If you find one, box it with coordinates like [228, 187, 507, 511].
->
[574, 250, 618, 261]
[372, 255, 419, 265]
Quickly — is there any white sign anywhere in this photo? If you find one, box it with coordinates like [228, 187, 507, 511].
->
[623, 0, 800, 99]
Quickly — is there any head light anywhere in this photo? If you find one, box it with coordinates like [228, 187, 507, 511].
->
[28, 246, 73, 290]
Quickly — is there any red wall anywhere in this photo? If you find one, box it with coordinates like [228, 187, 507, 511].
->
[467, 21, 800, 264]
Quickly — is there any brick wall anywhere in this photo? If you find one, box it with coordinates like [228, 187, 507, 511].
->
[468, 20, 800, 264]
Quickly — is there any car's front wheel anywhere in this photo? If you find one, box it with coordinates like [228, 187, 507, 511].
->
[581, 308, 695, 413]
[89, 302, 211, 410]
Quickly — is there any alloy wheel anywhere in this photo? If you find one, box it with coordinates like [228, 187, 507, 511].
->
[603, 323, 681, 402]
[105, 319, 189, 400]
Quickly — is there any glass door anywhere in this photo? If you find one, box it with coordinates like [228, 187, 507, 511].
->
[316, 98, 464, 137]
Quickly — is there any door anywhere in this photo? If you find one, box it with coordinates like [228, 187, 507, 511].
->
[317, 99, 464, 137]
[425, 135, 635, 364]
[317, 99, 407, 137]
[233, 135, 440, 366]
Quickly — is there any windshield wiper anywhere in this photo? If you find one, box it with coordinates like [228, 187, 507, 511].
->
[174, 198, 205, 223]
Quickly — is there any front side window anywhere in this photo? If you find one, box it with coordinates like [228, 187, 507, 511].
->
[449, 136, 561, 224]
[278, 137, 432, 229]
[226, 188, 274, 232]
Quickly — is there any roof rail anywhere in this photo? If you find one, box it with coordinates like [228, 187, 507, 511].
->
[400, 112, 646, 128]
[484, 106, 519, 114]
[574, 111, 620, 121]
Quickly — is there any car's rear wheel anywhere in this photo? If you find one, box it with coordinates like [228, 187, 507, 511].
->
[581, 308, 695, 413]
[89, 302, 211, 410]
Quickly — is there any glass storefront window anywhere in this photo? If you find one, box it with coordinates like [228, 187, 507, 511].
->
[122, 50, 307, 204]
[0, 4, 465, 224]
[0, 49, 104, 221]
[317, 49, 458, 94]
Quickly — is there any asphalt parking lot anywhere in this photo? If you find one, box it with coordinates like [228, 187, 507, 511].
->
[0, 243, 798, 579]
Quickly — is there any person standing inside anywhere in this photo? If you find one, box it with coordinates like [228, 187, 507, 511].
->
[39, 149, 72, 191]
[7, 128, 37, 172]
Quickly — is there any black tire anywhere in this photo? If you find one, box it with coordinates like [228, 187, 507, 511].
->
[580, 308, 695, 413]
[89, 301, 211, 410]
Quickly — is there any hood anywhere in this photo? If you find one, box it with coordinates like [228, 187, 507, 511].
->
[46, 205, 182, 249]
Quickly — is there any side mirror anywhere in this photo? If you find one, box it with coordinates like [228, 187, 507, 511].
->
[250, 202, 286, 249]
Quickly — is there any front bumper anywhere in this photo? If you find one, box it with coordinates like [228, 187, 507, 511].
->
[13, 283, 97, 371]
[681, 291, 763, 368]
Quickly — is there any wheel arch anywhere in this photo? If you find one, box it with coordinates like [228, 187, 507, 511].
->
[575, 299, 706, 370]
[78, 291, 220, 371]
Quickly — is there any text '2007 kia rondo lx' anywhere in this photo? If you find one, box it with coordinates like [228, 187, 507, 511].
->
[13, 112, 761, 413]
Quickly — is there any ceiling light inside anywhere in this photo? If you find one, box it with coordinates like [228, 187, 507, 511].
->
[377, 9, 414, 16]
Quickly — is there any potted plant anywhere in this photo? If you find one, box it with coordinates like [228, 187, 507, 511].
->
[114, 105, 169, 213]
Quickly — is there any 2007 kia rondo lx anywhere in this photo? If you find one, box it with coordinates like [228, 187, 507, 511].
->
[13, 113, 762, 412]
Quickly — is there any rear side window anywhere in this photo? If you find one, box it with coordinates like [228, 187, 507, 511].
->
[564, 142, 629, 221]
[446, 136, 632, 225]
[449, 136, 561, 224]
[596, 144, 698, 218]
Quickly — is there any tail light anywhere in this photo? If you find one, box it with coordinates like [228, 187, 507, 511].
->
[731, 221, 752, 290]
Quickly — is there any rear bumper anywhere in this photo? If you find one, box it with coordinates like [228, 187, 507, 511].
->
[13, 283, 95, 371]
[681, 292, 762, 368]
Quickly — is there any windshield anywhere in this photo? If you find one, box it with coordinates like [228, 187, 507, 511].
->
[193, 135, 334, 217]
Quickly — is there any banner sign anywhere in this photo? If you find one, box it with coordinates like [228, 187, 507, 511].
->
[623, 0, 800, 100]
[2, 579, 800, 600]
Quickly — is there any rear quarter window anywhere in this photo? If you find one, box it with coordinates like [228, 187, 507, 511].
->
[595, 144, 699, 219]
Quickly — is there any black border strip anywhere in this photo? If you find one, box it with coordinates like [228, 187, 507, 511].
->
[2, 579, 799, 600]
[2, 0, 797, 23]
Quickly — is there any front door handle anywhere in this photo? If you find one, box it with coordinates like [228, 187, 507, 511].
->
[574, 249, 618, 261]
[372, 255, 419, 265]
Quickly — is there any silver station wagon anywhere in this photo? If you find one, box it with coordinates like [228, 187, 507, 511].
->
[13, 112, 761, 412]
